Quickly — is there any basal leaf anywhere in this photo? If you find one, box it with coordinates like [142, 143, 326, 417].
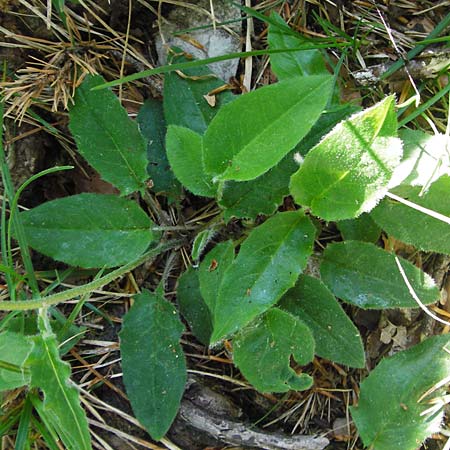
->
[166, 125, 215, 197]
[219, 152, 297, 221]
[120, 289, 187, 440]
[27, 316, 92, 450]
[0, 331, 32, 391]
[337, 213, 381, 243]
[177, 267, 212, 345]
[211, 211, 315, 343]
[280, 275, 365, 368]
[371, 175, 450, 254]
[268, 12, 328, 79]
[191, 228, 217, 262]
[17, 194, 154, 268]
[351, 334, 450, 450]
[320, 241, 439, 309]
[198, 241, 235, 313]
[69, 75, 148, 196]
[137, 98, 181, 199]
[233, 308, 314, 393]
[290, 96, 403, 220]
[164, 50, 235, 134]
[204, 75, 333, 181]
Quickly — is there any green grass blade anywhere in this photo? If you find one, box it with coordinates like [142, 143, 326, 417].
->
[14, 395, 33, 450]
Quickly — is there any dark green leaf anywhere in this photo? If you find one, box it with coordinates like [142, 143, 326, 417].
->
[280, 275, 365, 368]
[233, 308, 314, 393]
[120, 289, 186, 440]
[204, 75, 333, 181]
[371, 176, 450, 254]
[351, 334, 450, 450]
[166, 125, 215, 197]
[320, 241, 439, 309]
[290, 96, 402, 220]
[18, 194, 154, 268]
[137, 98, 181, 199]
[211, 211, 315, 343]
[337, 213, 381, 243]
[268, 12, 328, 79]
[69, 75, 148, 195]
[177, 267, 212, 345]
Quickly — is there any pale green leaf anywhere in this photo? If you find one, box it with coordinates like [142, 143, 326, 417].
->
[351, 334, 450, 450]
[27, 316, 92, 450]
[233, 308, 314, 393]
[320, 241, 439, 309]
[337, 213, 381, 243]
[371, 175, 450, 254]
[17, 194, 155, 268]
[120, 289, 187, 440]
[280, 275, 365, 368]
[69, 75, 148, 196]
[198, 241, 235, 313]
[290, 96, 403, 220]
[0, 331, 32, 391]
[268, 12, 327, 79]
[177, 267, 212, 345]
[191, 229, 217, 262]
[166, 125, 216, 197]
[204, 75, 333, 181]
[211, 211, 315, 343]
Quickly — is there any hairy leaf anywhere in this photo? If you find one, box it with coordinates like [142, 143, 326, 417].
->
[351, 334, 450, 450]
[280, 275, 365, 368]
[204, 75, 332, 181]
[120, 289, 187, 440]
[337, 213, 381, 243]
[166, 125, 215, 197]
[17, 194, 155, 268]
[320, 241, 439, 309]
[69, 75, 148, 195]
[371, 176, 450, 254]
[28, 316, 92, 450]
[211, 211, 315, 343]
[290, 96, 402, 220]
[0, 331, 32, 391]
[233, 308, 314, 393]
[268, 12, 328, 79]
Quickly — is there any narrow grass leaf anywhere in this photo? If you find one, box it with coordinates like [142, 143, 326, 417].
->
[120, 289, 187, 440]
[320, 241, 439, 309]
[211, 211, 315, 343]
[204, 75, 333, 181]
[371, 175, 450, 254]
[233, 308, 314, 393]
[69, 75, 148, 195]
[17, 194, 155, 268]
[290, 96, 402, 220]
[351, 334, 450, 450]
[280, 275, 365, 368]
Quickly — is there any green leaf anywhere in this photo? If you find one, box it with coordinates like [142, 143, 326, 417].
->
[191, 229, 217, 262]
[351, 334, 450, 450]
[120, 289, 187, 440]
[17, 194, 155, 268]
[290, 96, 403, 220]
[27, 316, 92, 450]
[371, 176, 450, 254]
[219, 152, 297, 221]
[280, 275, 365, 368]
[137, 98, 181, 199]
[198, 241, 235, 313]
[166, 125, 215, 197]
[337, 213, 381, 243]
[233, 308, 314, 393]
[268, 12, 328, 79]
[320, 241, 439, 309]
[204, 75, 333, 181]
[177, 267, 212, 345]
[164, 50, 235, 134]
[0, 331, 32, 391]
[69, 75, 148, 196]
[211, 211, 315, 343]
